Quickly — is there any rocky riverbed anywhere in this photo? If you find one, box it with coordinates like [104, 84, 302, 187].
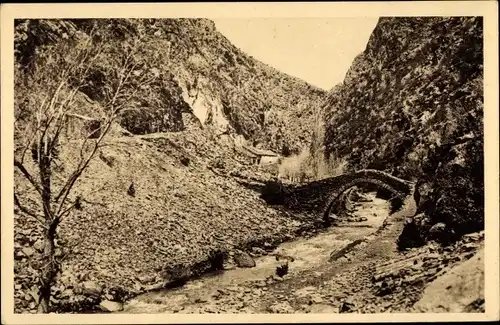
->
[115, 193, 484, 314]
[118, 193, 393, 313]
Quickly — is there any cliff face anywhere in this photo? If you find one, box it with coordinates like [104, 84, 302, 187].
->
[14, 19, 326, 155]
[320, 17, 484, 242]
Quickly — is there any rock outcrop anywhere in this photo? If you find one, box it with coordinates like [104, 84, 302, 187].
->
[371, 231, 484, 312]
[14, 19, 326, 154]
[318, 17, 483, 244]
[412, 246, 484, 313]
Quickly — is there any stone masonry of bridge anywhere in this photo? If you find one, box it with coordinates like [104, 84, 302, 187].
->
[274, 169, 414, 225]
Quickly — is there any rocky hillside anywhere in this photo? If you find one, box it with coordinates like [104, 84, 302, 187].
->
[13, 18, 326, 313]
[13, 129, 319, 313]
[14, 19, 326, 155]
[317, 17, 484, 244]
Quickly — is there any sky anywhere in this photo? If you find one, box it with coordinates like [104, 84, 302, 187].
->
[212, 18, 379, 90]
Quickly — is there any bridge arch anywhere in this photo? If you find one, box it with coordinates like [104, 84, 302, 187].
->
[322, 169, 413, 226]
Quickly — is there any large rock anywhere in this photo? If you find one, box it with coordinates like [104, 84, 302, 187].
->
[99, 300, 124, 312]
[82, 281, 103, 297]
[428, 222, 447, 239]
[413, 247, 484, 312]
[21, 247, 35, 257]
[233, 250, 256, 268]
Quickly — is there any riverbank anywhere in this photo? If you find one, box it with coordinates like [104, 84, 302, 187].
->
[119, 193, 392, 313]
[117, 193, 484, 314]
[13, 132, 319, 314]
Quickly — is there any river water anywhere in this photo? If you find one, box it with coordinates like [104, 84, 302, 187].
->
[120, 193, 389, 313]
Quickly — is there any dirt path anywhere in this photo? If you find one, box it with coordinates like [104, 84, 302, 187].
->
[119, 193, 417, 314]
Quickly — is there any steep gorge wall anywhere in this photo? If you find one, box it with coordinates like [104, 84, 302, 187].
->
[318, 17, 484, 243]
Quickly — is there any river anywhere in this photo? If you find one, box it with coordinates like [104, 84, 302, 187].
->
[119, 192, 389, 314]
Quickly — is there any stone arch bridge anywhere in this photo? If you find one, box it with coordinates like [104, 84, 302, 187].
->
[260, 169, 415, 226]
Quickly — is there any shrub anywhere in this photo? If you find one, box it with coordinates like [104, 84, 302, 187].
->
[275, 263, 289, 278]
[127, 183, 136, 197]
[207, 249, 227, 271]
[260, 179, 286, 205]
[277, 147, 310, 182]
[277, 147, 347, 183]
[389, 196, 404, 215]
[397, 218, 426, 251]
[180, 156, 190, 166]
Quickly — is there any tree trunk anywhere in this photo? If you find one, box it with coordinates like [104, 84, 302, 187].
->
[37, 142, 57, 314]
[37, 227, 56, 313]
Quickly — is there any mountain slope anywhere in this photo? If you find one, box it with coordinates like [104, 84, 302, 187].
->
[13, 18, 326, 313]
[318, 17, 483, 243]
[13, 130, 318, 313]
[14, 18, 326, 154]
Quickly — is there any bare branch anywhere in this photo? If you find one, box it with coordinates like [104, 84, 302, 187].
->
[47, 87, 82, 159]
[14, 193, 47, 228]
[58, 200, 77, 221]
[47, 80, 66, 114]
[54, 119, 114, 215]
[17, 125, 40, 165]
[14, 160, 42, 194]
[80, 197, 108, 208]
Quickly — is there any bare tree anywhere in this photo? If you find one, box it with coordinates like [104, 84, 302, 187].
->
[14, 23, 156, 313]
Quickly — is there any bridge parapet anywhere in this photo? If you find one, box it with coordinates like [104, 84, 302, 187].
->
[269, 169, 413, 225]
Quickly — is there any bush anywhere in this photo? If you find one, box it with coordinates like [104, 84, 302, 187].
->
[397, 218, 426, 251]
[260, 179, 286, 205]
[180, 156, 190, 166]
[207, 249, 227, 271]
[277, 148, 310, 182]
[277, 147, 347, 183]
[389, 196, 404, 215]
[275, 263, 289, 277]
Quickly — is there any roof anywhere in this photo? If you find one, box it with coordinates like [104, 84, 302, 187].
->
[242, 145, 279, 157]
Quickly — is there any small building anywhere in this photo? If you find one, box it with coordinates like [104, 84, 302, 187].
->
[241, 145, 280, 166]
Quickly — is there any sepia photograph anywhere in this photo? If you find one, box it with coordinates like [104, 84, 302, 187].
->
[1, 1, 499, 324]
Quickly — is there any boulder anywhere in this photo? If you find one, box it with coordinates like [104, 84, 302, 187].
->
[233, 250, 256, 268]
[427, 222, 447, 240]
[21, 247, 35, 257]
[82, 281, 103, 297]
[99, 300, 124, 312]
